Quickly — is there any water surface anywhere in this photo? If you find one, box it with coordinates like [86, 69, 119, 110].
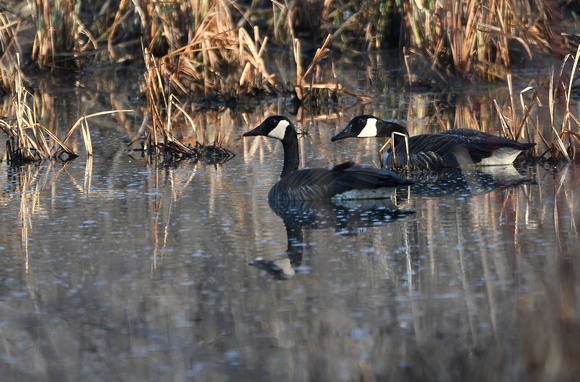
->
[0, 67, 579, 381]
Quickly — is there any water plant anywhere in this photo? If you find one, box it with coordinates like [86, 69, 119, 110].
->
[3, 0, 571, 86]
[138, 49, 235, 163]
[493, 45, 580, 163]
[0, 55, 131, 164]
[0, 56, 76, 163]
[391, 0, 566, 81]
[0, 11, 24, 94]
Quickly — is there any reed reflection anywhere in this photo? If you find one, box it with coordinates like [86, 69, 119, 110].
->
[250, 198, 414, 279]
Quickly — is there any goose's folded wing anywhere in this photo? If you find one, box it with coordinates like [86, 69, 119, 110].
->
[405, 131, 535, 167]
[332, 165, 413, 193]
[272, 163, 412, 200]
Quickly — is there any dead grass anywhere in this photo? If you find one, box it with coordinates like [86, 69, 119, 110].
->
[136, 50, 236, 163]
[493, 47, 580, 163]
[1, 0, 575, 95]
[0, 55, 75, 163]
[0, 11, 25, 94]
[126, 0, 276, 101]
[0, 54, 131, 164]
[30, 0, 99, 68]
[399, 0, 566, 81]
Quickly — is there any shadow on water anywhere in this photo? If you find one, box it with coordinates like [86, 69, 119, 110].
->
[251, 198, 414, 279]
[402, 165, 535, 199]
[253, 165, 536, 280]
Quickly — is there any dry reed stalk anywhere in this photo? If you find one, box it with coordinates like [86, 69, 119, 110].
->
[140, 49, 234, 163]
[492, 50, 580, 163]
[446, 0, 479, 76]
[0, 12, 24, 93]
[0, 54, 131, 163]
[0, 55, 56, 162]
[31, 0, 74, 68]
[535, 48, 580, 162]
[142, 0, 276, 100]
[291, 34, 368, 103]
[399, 0, 564, 80]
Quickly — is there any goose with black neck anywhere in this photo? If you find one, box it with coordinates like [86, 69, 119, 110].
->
[332, 115, 536, 170]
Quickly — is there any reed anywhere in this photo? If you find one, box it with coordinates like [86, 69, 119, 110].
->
[138, 49, 235, 163]
[0, 12, 24, 93]
[155, 6, 276, 100]
[0, 55, 70, 163]
[397, 0, 565, 81]
[492, 48, 580, 163]
[0, 55, 132, 163]
[31, 0, 77, 68]
[2, 0, 573, 98]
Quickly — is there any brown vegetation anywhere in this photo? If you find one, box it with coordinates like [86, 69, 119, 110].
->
[398, 0, 567, 81]
[0, 55, 131, 164]
[0, 0, 578, 163]
[1, 0, 573, 90]
[0, 56, 77, 163]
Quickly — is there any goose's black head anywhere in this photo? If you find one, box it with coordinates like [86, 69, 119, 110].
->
[331, 115, 409, 141]
[243, 116, 293, 141]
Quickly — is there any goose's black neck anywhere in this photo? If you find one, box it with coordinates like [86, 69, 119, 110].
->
[280, 128, 300, 179]
[377, 121, 409, 147]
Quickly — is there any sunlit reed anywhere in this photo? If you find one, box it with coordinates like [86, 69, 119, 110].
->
[492, 48, 580, 163]
[0, 55, 132, 163]
[2, 0, 568, 85]
[400, 0, 564, 80]
[0, 55, 75, 163]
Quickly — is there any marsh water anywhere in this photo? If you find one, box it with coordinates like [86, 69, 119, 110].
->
[1, 60, 580, 381]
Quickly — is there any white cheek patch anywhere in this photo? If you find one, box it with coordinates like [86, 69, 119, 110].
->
[357, 118, 378, 137]
[268, 120, 289, 140]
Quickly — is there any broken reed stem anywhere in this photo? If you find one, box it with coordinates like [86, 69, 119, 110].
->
[170, 95, 197, 134]
[81, 118, 93, 157]
[300, 34, 331, 84]
[565, 44, 580, 116]
[506, 74, 516, 139]
[515, 85, 541, 141]
[62, 109, 133, 156]
[493, 99, 510, 137]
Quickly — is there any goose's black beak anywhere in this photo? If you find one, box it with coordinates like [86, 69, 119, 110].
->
[243, 124, 263, 137]
[331, 124, 355, 142]
[243, 129, 259, 137]
[243, 119, 270, 137]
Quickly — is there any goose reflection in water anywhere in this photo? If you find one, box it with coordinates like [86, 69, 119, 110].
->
[250, 165, 534, 279]
[401, 164, 535, 199]
[250, 198, 414, 279]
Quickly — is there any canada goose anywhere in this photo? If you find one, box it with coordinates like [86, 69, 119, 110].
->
[331, 115, 536, 169]
[243, 116, 413, 201]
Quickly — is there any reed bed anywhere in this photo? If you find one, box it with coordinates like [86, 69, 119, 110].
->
[398, 0, 565, 81]
[0, 55, 131, 164]
[492, 46, 580, 163]
[145, 1, 276, 100]
[6, 0, 573, 85]
[136, 50, 235, 164]
[0, 12, 24, 94]
[0, 57, 76, 163]
[1, 0, 578, 165]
